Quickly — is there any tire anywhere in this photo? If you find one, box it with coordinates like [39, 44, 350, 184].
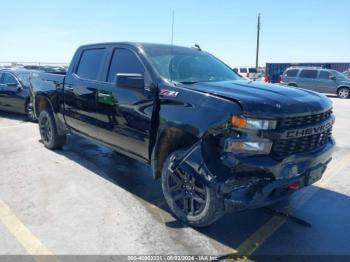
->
[25, 101, 36, 122]
[337, 87, 349, 99]
[38, 109, 66, 149]
[288, 83, 298, 87]
[161, 150, 225, 228]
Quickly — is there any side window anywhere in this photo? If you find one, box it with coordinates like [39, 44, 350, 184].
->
[240, 68, 247, 73]
[107, 49, 144, 83]
[319, 71, 331, 79]
[299, 70, 318, 79]
[76, 48, 106, 81]
[3, 73, 18, 84]
[285, 69, 298, 77]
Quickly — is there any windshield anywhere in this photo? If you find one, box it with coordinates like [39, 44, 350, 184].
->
[331, 70, 348, 80]
[143, 46, 240, 83]
[16, 72, 31, 86]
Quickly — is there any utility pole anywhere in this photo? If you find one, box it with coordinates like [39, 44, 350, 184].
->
[255, 13, 261, 69]
[171, 10, 175, 45]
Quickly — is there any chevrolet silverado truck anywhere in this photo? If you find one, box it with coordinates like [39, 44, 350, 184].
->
[31, 42, 335, 227]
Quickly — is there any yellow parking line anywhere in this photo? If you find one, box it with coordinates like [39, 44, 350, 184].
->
[230, 153, 350, 261]
[0, 199, 56, 261]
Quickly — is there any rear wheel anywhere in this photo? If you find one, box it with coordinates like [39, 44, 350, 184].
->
[337, 87, 349, 99]
[38, 109, 66, 149]
[161, 150, 225, 228]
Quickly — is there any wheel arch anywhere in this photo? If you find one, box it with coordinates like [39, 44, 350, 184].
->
[151, 125, 199, 180]
[35, 94, 68, 135]
[336, 85, 350, 93]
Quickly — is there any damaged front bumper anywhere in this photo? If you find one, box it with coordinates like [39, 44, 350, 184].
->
[171, 138, 334, 213]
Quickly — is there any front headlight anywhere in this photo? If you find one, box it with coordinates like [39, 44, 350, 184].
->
[223, 138, 273, 155]
[231, 116, 277, 130]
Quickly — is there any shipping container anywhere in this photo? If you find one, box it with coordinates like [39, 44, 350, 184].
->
[265, 63, 350, 83]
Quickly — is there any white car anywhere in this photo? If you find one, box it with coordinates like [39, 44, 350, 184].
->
[234, 67, 260, 80]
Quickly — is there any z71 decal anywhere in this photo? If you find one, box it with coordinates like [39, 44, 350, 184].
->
[160, 89, 179, 97]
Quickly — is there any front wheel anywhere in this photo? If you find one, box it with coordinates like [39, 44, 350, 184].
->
[38, 109, 67, 149]
[161, 150, 225, 228]
[337, 87, 349, 99]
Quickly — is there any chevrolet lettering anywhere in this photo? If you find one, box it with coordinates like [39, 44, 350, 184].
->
[285, 118, 334, 139]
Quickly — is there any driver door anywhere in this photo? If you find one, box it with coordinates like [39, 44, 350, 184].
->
[94, 47, 153, 161]
[0, 72, 25, 113]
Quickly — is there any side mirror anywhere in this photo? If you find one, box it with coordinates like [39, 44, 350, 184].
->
[115, 73, 144, 89]
[329, 76, 336, 81]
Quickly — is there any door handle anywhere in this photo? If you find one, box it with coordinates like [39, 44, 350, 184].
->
[98, 93, 111, 98]
[65, 86, 74, 91]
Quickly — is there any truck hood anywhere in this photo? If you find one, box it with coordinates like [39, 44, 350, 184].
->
[186, 80, 332, 117]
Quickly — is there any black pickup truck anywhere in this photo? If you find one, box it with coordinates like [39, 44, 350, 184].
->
[31, 42, 335, 227]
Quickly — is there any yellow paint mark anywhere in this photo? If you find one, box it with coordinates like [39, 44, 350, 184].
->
[0, 200, 57, 262]
[229, 153, 350, 261]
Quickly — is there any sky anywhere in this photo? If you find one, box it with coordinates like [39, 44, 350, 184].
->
[0, 0, 349, 67]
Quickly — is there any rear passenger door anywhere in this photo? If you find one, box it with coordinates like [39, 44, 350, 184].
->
[297, 69, 319, 91]
[64, 47, 108, 139]
[317, 70, 337, 94]
[94, 47, 153, 161]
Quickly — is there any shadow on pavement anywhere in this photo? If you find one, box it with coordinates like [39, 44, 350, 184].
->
[0, 111, 28, 122]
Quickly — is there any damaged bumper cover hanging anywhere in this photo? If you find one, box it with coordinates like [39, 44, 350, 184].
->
[169, 138, 334, 213]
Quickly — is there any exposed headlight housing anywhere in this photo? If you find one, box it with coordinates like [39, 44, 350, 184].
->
[223, 138, 273, 155]
[231, 116, 277, 130]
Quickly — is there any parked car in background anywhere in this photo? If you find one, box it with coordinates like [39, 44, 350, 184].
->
[233, 67, 260, 80]
[265, 63, 350, 83]
[281, 67, 350, 98]
[343, 70, 350, 79]
[24, 65, 67, 74]
[0, 69, 38, 121]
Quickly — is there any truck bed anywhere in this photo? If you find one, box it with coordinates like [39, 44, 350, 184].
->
[31, 72, 65, 94]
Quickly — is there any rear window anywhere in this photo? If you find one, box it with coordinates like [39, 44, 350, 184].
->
[76, 48, 106, 81]
[299, 69, 318, 79]
[240, 68, 247, 73]
[285, 69, 299, 77]
[248, 68, 257, 73]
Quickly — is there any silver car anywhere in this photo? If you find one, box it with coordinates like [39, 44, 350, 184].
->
[281, 67, 350, 99]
